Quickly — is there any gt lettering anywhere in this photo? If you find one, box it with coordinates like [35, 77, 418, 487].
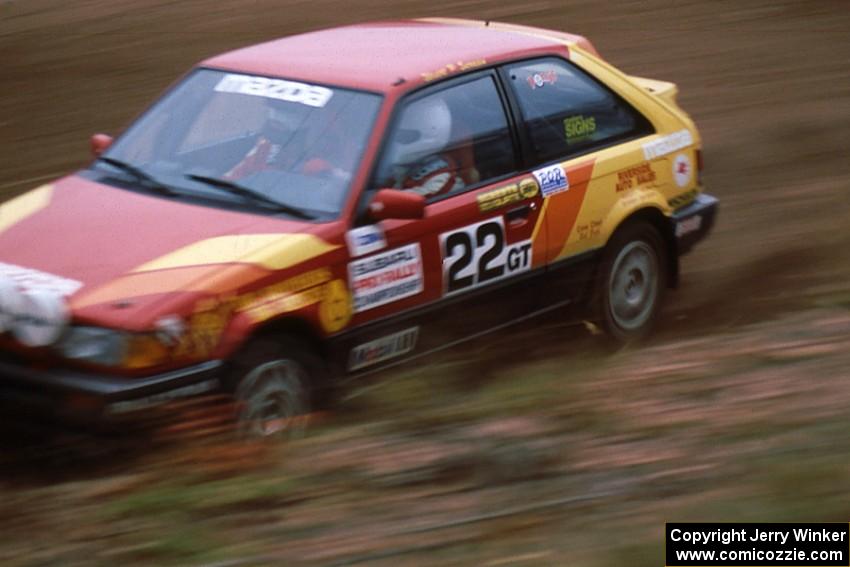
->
[507, 244, 531, 271]
[440, 218, 532, 295]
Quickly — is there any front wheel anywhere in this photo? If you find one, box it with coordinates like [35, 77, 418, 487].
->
[595, 222, 667, 344]
[231, 338, 324, 439]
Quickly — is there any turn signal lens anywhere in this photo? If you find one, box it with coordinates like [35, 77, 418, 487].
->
[123, 334, 170, 369]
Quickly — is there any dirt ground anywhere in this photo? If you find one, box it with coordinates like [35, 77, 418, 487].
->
[1, 1, 850, 565]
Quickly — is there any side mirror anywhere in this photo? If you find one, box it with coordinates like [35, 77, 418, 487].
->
[368, 189, 425, 221]
[90, 133, 113, 157]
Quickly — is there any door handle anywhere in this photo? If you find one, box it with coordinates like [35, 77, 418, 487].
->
[505, 203, 533, 226]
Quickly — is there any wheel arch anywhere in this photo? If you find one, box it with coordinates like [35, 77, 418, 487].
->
[217, 312, 330, 387]
[607, 206, 679, 289]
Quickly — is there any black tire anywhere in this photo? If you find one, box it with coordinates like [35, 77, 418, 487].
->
[229, 336, 326, 439]
[594, 221, 667, 344]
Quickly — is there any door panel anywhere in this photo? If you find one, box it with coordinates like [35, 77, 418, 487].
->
[335, 70, 560, 375]
[334, 170, 550, 376]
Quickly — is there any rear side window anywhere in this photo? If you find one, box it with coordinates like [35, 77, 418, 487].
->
[505, 57, 653, 164]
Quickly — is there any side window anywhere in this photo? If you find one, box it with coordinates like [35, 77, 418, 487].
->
[374, 75, 516, 200]
[505, 57, 653, 164]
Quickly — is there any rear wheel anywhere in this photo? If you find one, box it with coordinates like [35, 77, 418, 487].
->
[595, 222, 667, 344]
[230, 337, 324, 439]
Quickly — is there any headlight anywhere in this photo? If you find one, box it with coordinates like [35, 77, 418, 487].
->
[59, 327, 126, 365]
[58, 327, 169, 368]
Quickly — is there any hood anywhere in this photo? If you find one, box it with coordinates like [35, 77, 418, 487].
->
[0, 175, 341, 329]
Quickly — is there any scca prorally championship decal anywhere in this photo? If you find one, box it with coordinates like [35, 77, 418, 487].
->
[0, 261, 82, 296]
[440, 217, 531, 296]
[349, 243, 423, 312]
[533, 163, 569, 197]
[346, 224, 386, 257]
[214, 73, 333, 108]
[348, 326, 419, 371]
[642, 129, 694, 160]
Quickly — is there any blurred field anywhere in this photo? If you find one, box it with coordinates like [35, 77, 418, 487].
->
[2, 0, 850, 565]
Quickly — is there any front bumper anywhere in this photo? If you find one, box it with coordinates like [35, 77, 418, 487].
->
[0, 357, 224, 423]
[671, 193, 718, 255]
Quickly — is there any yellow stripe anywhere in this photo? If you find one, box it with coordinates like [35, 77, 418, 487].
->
[133, 234, 339, 273]
[0, 184, 53, 235]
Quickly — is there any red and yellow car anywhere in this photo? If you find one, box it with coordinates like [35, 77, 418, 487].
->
[0, 19, 716, 434]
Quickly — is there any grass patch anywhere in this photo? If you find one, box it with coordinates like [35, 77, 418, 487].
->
[104, 474, 300, 519]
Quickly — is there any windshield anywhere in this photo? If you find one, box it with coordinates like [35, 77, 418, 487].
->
[101, 69, 383, 219]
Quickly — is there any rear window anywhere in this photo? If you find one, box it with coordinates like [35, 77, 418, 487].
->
[504, 57, 653, 164]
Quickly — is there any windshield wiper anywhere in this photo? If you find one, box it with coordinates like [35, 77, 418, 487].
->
[96, 156, 178, 196]
[185, 174, 314, 220]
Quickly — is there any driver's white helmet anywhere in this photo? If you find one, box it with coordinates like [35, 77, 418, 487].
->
[389, 97, 452, 166]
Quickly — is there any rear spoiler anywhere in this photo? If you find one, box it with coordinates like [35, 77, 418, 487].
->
[629, 75, 679, 106]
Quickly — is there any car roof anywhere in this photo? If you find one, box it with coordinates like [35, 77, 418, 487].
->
[202, 19, 595, 93]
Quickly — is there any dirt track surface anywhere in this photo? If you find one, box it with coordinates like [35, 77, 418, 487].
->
[1, 1, 850, 565]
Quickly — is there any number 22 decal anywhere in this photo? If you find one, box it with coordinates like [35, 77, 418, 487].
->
[440, 218, 532, 295]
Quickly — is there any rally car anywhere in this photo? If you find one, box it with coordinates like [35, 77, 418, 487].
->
[0, 18, 716, 435]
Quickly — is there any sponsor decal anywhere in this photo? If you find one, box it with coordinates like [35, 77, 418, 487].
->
[176, 268, 353, 356]
[564, 115, 596, 142]
[318, 279, 352, 333]
[533, 164, 569, 197]
[527, 70, 558, 89]
[349, 244, 423, 312]
[642, 129, 694, 160]
[672, 153, 692, 188]
[348, 327, 419, 371]
[676, 215, 702, 238]
[477, 178, 539, 212]
[668, 188, 698, 209]
[519, 178, 539, 199]
[421, 58, 487, 82]
[576, 220, 603, 241]
[175, 298, 234, 358]
[214, 73, 333, 108]
[615, 163, 657, 192]
[346, 225, 386, 257]
[236, 268, 333, 323]
[441, 218, 532, 296]
[0, 261, 82, 296]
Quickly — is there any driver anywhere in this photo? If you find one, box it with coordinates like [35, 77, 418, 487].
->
[387, 97, 478, 198]
[224, 104, 305, 180]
